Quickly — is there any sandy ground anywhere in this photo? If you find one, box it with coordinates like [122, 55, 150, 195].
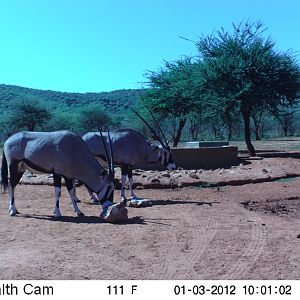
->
[0, 156, 300, 280]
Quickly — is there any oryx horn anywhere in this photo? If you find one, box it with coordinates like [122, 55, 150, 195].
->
[131, 108, 166, 147]
[107, 130, 115, 179]
[98, 127, 112, 176]
[147, 109, 169, 148]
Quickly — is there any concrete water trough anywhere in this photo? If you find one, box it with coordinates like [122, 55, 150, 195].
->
[136, 142, 238, 170]
[183, 141, 229, 148]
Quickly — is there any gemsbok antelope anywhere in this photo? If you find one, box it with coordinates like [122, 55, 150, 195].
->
[79, 110, 176, 203]
[0, 130, 121, 220]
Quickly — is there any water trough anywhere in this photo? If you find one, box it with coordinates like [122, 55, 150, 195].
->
[136, 141, 238, 170]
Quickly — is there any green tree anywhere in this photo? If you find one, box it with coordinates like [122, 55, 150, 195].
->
[197, 20, 300, 155]
[44, 112, 79, 132]
[142, 58, 201, 147]
[272, 107, 297, 137]
[9, 99, 51, 131]
[0, 114, 17, 139]
[77, 103, 117, 132]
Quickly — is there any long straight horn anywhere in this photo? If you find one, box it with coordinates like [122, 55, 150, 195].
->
[131, 108, 165, 146]
[98, 127, 112, 175]
[107, 130, 115, 179]
[147, 109, 169, 148]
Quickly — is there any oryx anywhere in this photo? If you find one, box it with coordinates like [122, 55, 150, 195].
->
[81, 125, 176, 203]
[0, 130, 116, 218]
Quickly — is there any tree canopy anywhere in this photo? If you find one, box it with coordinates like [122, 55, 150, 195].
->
[196, 20, 300, 155]
[77, 103, 117, 132]
[140, 20, 300, 153]
[9, 99, 51, 131]
[141, 58, 203, 146]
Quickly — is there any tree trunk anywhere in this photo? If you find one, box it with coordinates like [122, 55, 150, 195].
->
[227, 124, 232, 141]
[172, 119, 186, 147]
[242, 110, 256, 156]
[283, 122, 288, 137]
[252, 115, 261, 140]
[28, 124, 35, 131]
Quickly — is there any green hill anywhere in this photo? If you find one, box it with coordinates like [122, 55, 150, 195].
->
[0, 84, 144, 115]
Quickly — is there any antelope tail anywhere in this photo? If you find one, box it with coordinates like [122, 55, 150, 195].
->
[0, 151, 8, 193]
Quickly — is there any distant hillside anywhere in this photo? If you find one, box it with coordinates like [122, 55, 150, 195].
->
[0, 84, 144, 115]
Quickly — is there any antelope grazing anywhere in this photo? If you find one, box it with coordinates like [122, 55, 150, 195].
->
[80, 110, 176, 203]
[0, 130, 116, 218]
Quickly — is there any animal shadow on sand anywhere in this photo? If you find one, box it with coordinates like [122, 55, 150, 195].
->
[150, 199, 219, 207]
[19, 214, 145, 225]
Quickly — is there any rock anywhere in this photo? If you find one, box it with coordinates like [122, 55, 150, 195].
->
[151, 178, 160, 183]
[135, 185, 145, 190]
[100, 203, 128, 223]
[133, 172, 140, 176]
[189, 173, 199, 179]
[127, 198, 152, 207]
[173, 174, 182, 178]
[161, 173, 171, 178]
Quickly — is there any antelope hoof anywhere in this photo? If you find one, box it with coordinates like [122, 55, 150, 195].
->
[75, 199, 81, 203]
[54, 209, 62, 218]
[9, 207, 18, 216]
[77, 211, 85, 217]
[9, 210, 17, 216]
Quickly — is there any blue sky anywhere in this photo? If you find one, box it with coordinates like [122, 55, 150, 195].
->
[0, 0, 299, 93]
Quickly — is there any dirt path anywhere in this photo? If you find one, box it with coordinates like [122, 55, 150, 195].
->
[0, 177, 299, 280]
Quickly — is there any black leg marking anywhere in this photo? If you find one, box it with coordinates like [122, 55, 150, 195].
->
[64, 177, 74, 191]
[121, 164, 129, 176]
[64, 177, 84, 216]
[53, 174, 62, 215]
[53, 174, 62, 188]
[8, 161, 23, 215]
[127, 168, 133, 179]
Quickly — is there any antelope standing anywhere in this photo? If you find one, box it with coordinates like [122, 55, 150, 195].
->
[81, 110, 176, 203]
